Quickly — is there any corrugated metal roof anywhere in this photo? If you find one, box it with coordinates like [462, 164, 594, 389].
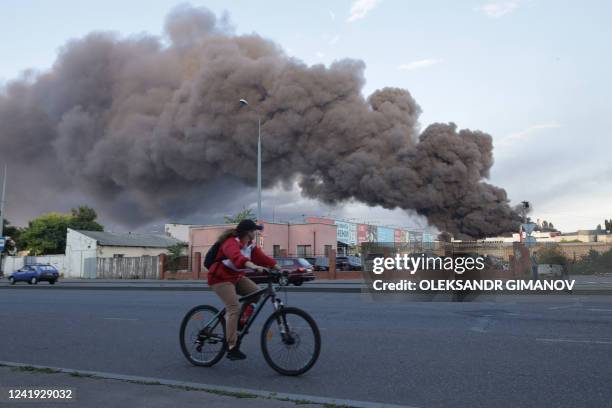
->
[74, 230, 184, 248]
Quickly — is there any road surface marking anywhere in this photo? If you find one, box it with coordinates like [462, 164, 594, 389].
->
[536, 338, 612, 345]
[548, 304, 575, 310]
[587, 308, 612, 312]
[0, 360, 417, 408]
[103, 317, 139, 321]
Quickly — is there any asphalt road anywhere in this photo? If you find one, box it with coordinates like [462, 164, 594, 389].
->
[1, 289, 611, 408]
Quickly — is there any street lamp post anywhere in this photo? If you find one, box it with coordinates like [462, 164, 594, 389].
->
[239, 98, 262, 222]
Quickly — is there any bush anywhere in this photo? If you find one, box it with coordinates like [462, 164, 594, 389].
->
[571, 249, 612, 275]
[536, 246, 568, 266]
[166, 243, 188, 271]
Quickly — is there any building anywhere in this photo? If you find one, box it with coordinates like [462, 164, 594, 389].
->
[65, 229, 184, 277]
[164, 223, 204, 242]
[304, 216, 433, 255]
[187, 221, 337, 261]
[167, 217, 434, 260]
[554, 229, 612, 243]
[463, 229, 612, 244]
[466, 231, 560, 244]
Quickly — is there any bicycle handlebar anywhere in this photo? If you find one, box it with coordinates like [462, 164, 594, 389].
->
[257, 268, 286, 278]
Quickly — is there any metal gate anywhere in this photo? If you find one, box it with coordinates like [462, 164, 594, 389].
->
[83, 257, 97, 279]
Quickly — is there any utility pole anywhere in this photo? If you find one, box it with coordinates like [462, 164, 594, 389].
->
[0, 164, 6, 238]
[239, 98, 262, 222]
[0, 164, 6, 275]
[257, 117, 262, 221]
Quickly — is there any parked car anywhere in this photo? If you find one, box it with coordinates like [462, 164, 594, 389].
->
[9, 264, 59, 285]
[247, 257, 315, 286]
[304, 256, 329, 272]
[336, 256, 362, 271]
[537, 264, 565, 279]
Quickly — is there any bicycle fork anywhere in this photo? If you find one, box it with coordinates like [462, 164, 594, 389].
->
[272, 298, 295, 345]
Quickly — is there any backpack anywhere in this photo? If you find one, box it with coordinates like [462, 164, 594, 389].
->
[204, 241, 225, 269]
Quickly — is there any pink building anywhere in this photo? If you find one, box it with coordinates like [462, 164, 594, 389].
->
[190, 221, 337, 259]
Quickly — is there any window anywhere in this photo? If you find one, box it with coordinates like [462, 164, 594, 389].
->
[324, 245, 332, 256]
[297, 258, 312, 267]
[113, 254, 124, 258]
[296, 245, 312, 257]
[273, 245, 281, 257]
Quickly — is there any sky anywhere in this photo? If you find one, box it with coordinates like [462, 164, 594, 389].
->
[0, 0, 610, 233]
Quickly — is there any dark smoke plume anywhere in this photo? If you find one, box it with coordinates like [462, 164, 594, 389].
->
[0, 5, 519, 238]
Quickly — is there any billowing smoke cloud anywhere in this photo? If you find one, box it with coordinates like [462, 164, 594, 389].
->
[0, 5, 519, 238]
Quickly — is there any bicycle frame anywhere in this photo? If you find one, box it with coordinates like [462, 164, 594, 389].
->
[199, 280, 285, 346]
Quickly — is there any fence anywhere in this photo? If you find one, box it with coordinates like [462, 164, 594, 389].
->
[96, 256, 160, 279]
[360, 241, 612, 277]
[1, 255, 67, 276]
[165, 255, 189, 272]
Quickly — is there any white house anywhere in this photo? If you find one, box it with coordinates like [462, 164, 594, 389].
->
[65, 229, 184, 278]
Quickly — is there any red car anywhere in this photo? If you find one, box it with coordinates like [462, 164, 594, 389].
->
[246, 257, 316, 286]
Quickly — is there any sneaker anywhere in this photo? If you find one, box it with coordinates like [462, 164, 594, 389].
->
[226, 347, 247, 361]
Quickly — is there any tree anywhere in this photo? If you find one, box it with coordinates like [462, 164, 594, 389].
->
[20, 206, 104, 255]
[166, 243, 188, 271]
[2, 219, 21, 254]
[20, 213, 73, 255]
[537, 219, 557, 232]
[69, 206, 103, 231]
[536, 246, 568, 267]
[224, 208, 256, 224]
[605, 219, 611, 233]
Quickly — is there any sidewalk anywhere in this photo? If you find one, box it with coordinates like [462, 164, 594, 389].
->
[0, 278, 365, 292]
[0, 365, 324, 408]
[1, 276, 611, 294]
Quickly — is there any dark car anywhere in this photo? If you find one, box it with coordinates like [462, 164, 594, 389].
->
[336, 255, 362, 271]
[246, 257, 316, 286]
[304, 256, 329, 272]
[9, 264, 59, 285]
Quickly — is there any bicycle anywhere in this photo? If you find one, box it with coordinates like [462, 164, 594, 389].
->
[179, 270, 321, 376]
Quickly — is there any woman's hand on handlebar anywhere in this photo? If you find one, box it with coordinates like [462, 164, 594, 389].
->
[245, 261, 269, 273]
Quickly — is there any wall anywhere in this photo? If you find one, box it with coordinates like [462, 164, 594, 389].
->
[1, 256, 24, 275]
[555, 242, 612, 258]
[97, 246, 169, 258]
[287, 223, 336, 256]
[190, 222, 337, 259]
[1, 255, 67, 276]
[65, 229, 97, 277]
[190, 225, 229, 260]
[164, 223, 194, 242]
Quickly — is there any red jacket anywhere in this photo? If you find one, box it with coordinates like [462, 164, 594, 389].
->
[207, 237, 276, 285]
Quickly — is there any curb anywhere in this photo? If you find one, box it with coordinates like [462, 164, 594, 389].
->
[0, 361, 415, 408]
[1, 284, 611, 295]
[0, 285, 363, 293]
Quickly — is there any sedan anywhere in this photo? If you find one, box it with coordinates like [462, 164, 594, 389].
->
[9, 264, 60, 285]
[246, 258, 316, 286]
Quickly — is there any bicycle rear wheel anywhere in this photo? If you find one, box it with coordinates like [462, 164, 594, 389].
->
[180, 305, 226, 367]
[261, 307, 321, 376]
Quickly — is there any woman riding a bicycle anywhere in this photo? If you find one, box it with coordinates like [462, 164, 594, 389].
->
[207, 219, 279, 360]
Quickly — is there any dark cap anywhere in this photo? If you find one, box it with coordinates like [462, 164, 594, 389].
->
[236, 219, 263, 232]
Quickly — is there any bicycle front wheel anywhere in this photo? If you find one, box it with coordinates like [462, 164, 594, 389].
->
[261, 307, 321, 376]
